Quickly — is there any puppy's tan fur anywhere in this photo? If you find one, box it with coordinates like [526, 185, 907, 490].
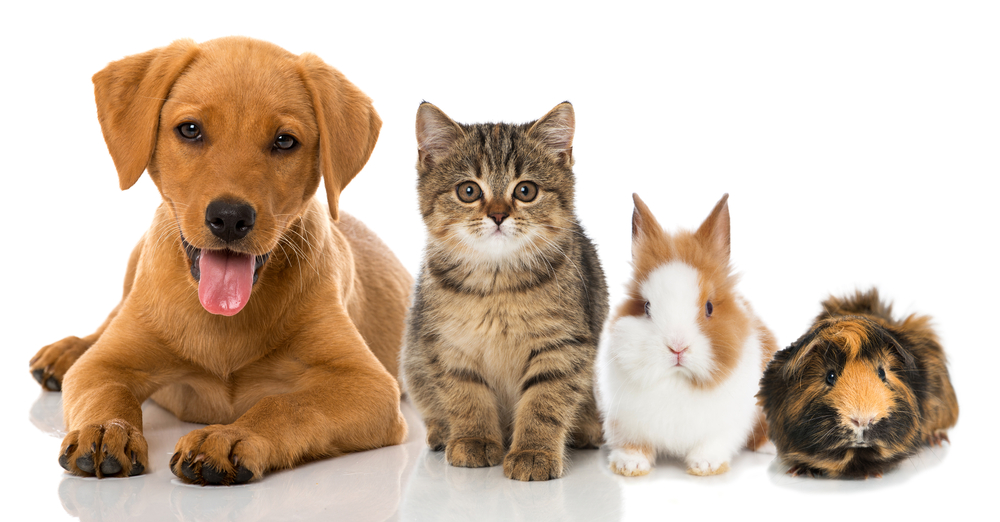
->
[28, 37, 411, 484]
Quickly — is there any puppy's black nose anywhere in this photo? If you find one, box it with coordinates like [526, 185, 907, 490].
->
[205, 200, 256, 242]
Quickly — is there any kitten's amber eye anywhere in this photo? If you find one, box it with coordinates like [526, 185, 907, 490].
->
[513, 181, 538, 202]
[456, 181, 482, 203]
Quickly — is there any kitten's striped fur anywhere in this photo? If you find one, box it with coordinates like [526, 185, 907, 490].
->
[401, 102, 608, 481]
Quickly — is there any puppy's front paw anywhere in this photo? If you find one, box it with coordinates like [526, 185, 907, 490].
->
[445, 437, 504, 468]
[60, 419, 147, 477]
[171, 425, 265, 485]
[30, 336, 93, 391]
[503, 448, 563, 481]
[608, 447, 652, 477]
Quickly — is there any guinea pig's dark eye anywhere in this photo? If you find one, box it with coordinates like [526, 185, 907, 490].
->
[274, 134, 297, 150]
[456, 181, 482, 203]
[825, 370, 837, 386]
[878, 366, 886, 380]
[513, 181, 538, 202]
[705, 300, 713, 317]
[177, 122, 201, 140]
[644, 301, 651, 318]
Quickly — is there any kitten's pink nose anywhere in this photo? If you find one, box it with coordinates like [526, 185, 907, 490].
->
[490, 213, 508, 225]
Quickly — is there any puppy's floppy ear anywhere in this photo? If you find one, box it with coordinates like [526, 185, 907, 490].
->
[695, 193, 731, 265]
[298, 54, 381, 222]
[93, 39, 200, 190]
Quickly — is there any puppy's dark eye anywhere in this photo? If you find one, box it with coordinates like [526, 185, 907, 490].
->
[177, 123, 201, 140]
[705, 300, 713, 317]
[513, 181, 538, 202]
[644, 301, 651, 318]
[456, 181, 482, 203]
[878, 367, 886, 380]
[825, 370, 837, 386]
[274, 134, 297, 150]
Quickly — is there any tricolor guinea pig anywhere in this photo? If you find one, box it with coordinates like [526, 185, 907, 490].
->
[757, 288, 959, 478]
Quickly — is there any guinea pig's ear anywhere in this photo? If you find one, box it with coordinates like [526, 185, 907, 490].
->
[93, 39, 200, 190]
[298, 53, 382, 222]
[778, 330, 823, 380]
[695, 193, 731, 265]
[416, 102, 464, 172]
[883, 330, 918, 372]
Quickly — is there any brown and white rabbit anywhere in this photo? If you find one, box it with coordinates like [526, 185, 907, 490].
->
[757, 288, 959, 478]
[596, 193, 779, 476]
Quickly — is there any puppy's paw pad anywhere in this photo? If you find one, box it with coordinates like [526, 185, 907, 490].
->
[686, 459, 729, 476]
[171, 425, 264, 485]
[445, 437, 504, 468]
[608, 448, 651, 477]
[503, 449, 563, 481]
[60, 420, 147, 478]
[29, 336, 93, 391]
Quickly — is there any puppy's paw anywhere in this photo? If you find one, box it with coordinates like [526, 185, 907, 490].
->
[686, 458, 730, 476]
[445, 437, 504, 468]
[608, 447, 652, 477]
[30, 336, 94, 391]
[503, 448, 563, 481]
[171, 425, 265, 485]
[60, 419, 147, 478]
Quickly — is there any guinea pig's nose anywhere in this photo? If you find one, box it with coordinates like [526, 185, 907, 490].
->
[850, 414, 876, 428]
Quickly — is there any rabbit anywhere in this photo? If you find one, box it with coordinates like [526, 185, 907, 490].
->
[596, 193, 779, 476]
[757, 288, 959, 478]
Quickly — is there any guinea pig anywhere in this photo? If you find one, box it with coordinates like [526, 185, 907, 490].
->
[757, 288, 959, 478]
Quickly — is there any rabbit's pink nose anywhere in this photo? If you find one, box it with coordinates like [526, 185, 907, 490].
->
[668, 346, 688, 354]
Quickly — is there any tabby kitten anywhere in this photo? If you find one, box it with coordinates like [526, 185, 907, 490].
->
[401, 102, 609, 481]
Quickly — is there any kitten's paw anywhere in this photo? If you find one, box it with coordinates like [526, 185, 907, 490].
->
[445, 437, 504, 468]
[503, 449, 563, 481]
[568, 417, 604, 449]
[60, 419, 148, 478]
[686, 459, 730, 476]
[608, 448, 652, 477]
[426, 419, 450, 452]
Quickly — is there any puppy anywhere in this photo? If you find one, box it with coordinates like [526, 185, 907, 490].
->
[27, 37, 411, 485]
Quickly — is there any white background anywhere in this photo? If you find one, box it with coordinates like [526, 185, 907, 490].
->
[1, 1, 996, 520]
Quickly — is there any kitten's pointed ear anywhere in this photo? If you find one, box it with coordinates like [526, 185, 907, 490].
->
[416, 102, 464, 170]
[528, 101, 574, 165]
[695, 193, 731, 264]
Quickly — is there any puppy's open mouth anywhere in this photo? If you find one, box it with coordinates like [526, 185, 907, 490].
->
[181, 236, 270, 316]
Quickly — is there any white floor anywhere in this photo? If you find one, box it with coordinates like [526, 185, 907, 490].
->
[9, 384, 982, 522]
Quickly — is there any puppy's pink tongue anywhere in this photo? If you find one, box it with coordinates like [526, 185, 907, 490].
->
[198, 250, 255, 316]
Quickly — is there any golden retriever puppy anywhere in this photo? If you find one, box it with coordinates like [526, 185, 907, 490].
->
[27, 37, 411, 485]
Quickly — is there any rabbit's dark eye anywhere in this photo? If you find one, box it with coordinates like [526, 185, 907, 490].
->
[878, 367, 886, 380]
[644, 301, 651, 318]
[825, 370, 837, 386]
[705, 300, 713, 317]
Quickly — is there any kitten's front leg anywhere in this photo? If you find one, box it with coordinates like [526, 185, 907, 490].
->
[505, 340, 593, 481]
[441, 366, 504, 468]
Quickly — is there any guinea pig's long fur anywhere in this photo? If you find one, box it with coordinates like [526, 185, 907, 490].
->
[757, 288, 959, 478]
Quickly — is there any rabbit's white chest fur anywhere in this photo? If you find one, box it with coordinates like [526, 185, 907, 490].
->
[598, 319, 763, 455]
